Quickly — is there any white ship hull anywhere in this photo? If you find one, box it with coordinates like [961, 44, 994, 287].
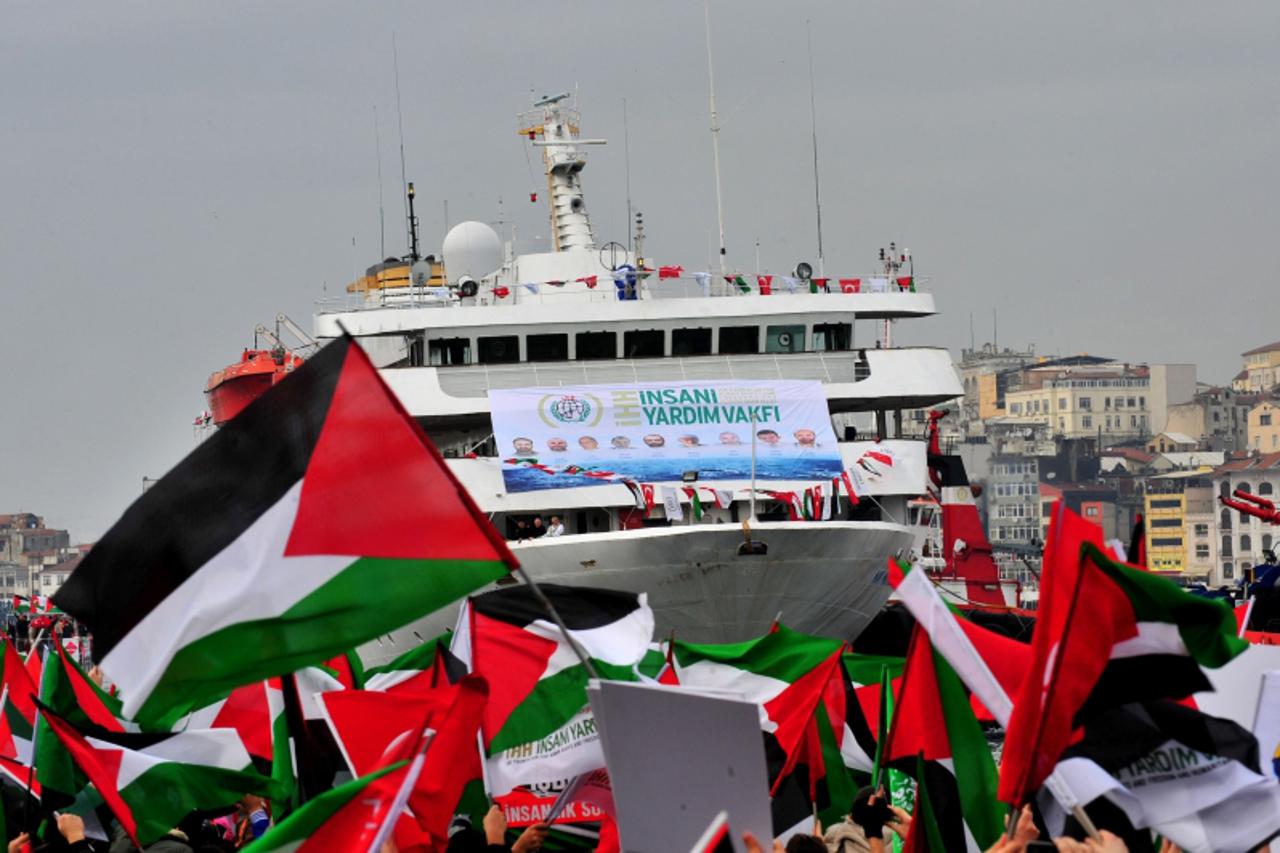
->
[361, 520, 913, 666]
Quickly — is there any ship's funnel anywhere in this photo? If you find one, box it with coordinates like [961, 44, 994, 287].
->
[442, 221, 502, 283]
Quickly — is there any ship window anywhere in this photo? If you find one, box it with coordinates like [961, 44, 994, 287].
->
[428, 337, 471, 366]
[813, 323, 852, 352]
[719, 326, 759, 355]
[672, 327, 712, 356]
[527, 333, 568, 362]
[766, 325, 805, 354]
[575, 331, 617, 360]
[477, 335, 518, 364]
[624, 329, 664, 358]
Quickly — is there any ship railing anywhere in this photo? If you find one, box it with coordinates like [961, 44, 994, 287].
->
[315, 275, 930, 314]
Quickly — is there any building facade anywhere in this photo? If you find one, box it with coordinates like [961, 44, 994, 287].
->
[1212, 453, 1280, 586]
[1004, 361, 1151, 441]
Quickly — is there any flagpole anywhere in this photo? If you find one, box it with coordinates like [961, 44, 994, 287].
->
[749, 410, 758, 523]
[513, 565, 600, 679]
[365, 730, 434, 853]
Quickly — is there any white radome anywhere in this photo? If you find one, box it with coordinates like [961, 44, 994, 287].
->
[442, 221, 502, 283]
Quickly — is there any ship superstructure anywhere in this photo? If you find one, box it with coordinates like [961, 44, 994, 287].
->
[313, 94, 963, 659]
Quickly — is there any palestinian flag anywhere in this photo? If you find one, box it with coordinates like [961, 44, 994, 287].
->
[38, 703, 276, 847]
[896, 276, 916, 292]
[36, 640, 134, 802]
[883, 626, 1004, 853]
[839, 652, 905, 774]
[451, 584, 653, 795]
[727, 274, 751, 294]
[1000, 506, 1248, 806]
[0, 639, 38, 765]
[241, 761, 409, 853]
[363, 630, 464, 693]
[1042, 701, 1280, 853]
[53, 335, 517, 727]
[666, 624, 845, 835]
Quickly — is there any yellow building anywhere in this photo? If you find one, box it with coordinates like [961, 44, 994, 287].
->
[1143, 471, 1216, 577]
[1240, 341, 1280, 392]
[1145, 487, 1187, 574]
[1247, 401, 1280, 452]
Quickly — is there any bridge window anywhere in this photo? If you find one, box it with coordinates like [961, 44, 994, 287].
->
[719, 326, 759, 355]
[624, 329, 664, 359]
[672, 328, 712, 356]
[477, 335, 518, 365]
[766, 325, 805, 354]
[813, 323, 852, 352]
[526, 334, 569, 362]
[429, 337, 471, 366]
[576, 331, 617, 360]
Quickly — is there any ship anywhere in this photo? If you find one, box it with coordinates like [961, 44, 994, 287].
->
[310, 93, 963, 663]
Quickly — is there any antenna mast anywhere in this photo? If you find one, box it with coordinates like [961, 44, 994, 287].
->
[623, 97, 633, 254]
[392, 34, 410, 255]
[704, 0, 728, 278]
[374, 105, 386, 259]
[806, 20, 825, 277]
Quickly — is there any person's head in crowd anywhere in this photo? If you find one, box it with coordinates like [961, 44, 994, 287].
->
[784, 835, 827, 853]
[532, 517, 544, 529]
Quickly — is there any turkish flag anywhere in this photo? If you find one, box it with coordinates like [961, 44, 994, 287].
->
[838, 278, 860, 294]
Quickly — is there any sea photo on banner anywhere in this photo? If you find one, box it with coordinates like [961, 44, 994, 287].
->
[490, 380, 843, 493]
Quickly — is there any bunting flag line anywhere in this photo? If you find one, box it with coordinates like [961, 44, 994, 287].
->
[757, 275, 773, 295]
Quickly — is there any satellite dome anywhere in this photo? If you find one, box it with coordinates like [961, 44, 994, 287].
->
[442, 221, 502, 283]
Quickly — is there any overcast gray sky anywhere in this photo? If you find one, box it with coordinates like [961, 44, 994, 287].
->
[4, 1, 1278, 541]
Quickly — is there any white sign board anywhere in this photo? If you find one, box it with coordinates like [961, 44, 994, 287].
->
[587, 679, 771, 853]
[490, 380, 843, 492]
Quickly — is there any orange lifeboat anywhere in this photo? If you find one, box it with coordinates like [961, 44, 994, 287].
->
[204, 347, 305, 425]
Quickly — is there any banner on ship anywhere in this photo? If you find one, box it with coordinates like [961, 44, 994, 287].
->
[490, 380, 843, 493]
[841, 440, 929, 497]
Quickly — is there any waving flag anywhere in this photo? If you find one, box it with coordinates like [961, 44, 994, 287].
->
[54, 336, 516, 727]
[452, 584, 653, 796]
[38, 704, 275, 847]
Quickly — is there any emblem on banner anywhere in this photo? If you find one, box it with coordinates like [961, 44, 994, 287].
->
[540, 393, 604, 428]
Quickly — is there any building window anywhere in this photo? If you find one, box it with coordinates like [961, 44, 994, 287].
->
[1222, 536, 1232, 556]
[575, 331, 617, 360]
[1264, 483, 1276, 496]
[1194, 523, 1209, 536]
[1238, 481, 1252, 495]
[1105, 397, 1112, 409]
[1152, 537, 1183, 548]
[1085, 506, 1099, 517]
[1263, 414, 1273, 426]
[477, 335, 519, 364]
[1059, 397, 1066, 408]
[1195, 544, 1210, 559]
[765, 325, 805, 354]
[1241, 534, 1252, 552]
[1221, 508, 1232, 529]
[624, 329, 664, 358]
[1082, 415, 1092, 428]
[1220, 481, 1232, 498]
[718, 326, 760, 355]
[526, 333, 569, 362]
[1079, 398, 1091, 410]
[672, 327, 713, 356]
[1150, 517, 1182, 527]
